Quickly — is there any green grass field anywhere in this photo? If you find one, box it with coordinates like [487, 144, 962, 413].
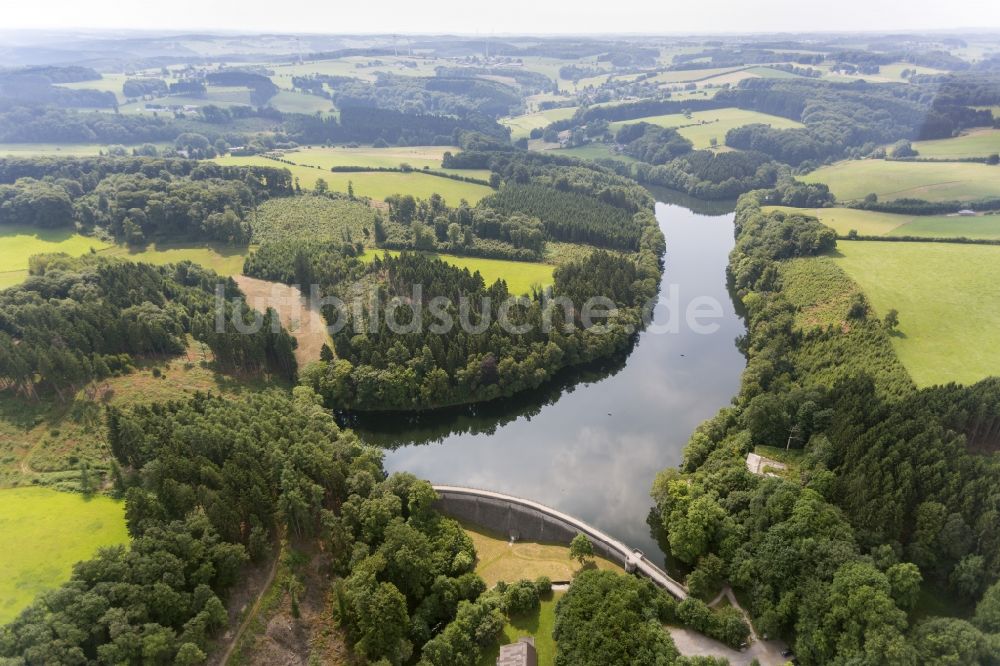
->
[502, 107, 578, 140]
[886, 213, 1000, 239]
[478, 592, 563, 666]
[648, 66, 746, 85]
[0, 487, 128, 624]
[608, 107, 803, 149]
[545, 143, 639, 164]
[100, 243, 250, 276]
[911, 129, 1000, 159]
[361, 250, 554, 296]
[55, 74, 129, 102]
[119, 87, 256, 114]
[833, 241, 1000, 386]
[764, 206, 1000, 240]
[462, 522, 621, 587]
[0, 225, 248, 290]
[0, 143, 171, 157]
[266, 90, 335, 115]
[278, 145, 490, 179]
[763, 206, 909, 235]
[802, 160, 1000, 202]
[0, 224, 114, 273]
[213, 155, 493, 203]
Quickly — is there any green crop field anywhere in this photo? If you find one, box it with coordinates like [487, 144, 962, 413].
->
[213, 155, 493, 203]
[833, 241, 1000, 386]
[608, 107, 804, 148]
[361, 250, 554, 295]
[911, 129, 1000, 159]
[477, 592, 563, 666]
[0, 487, 128, 624]
[803, 159, 1000, 202]
[502, 107, 578, 139]
[0, 224, 114, 273]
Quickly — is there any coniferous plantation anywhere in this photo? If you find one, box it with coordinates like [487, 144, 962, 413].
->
[2, 25, 1000, 666]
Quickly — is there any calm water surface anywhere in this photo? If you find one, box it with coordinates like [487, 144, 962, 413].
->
[347, 199, 746, 560]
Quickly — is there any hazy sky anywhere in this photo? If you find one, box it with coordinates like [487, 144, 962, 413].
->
[5, 0, 1000, 34]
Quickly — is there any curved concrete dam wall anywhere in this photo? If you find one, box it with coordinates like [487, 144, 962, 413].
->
[433, 484, 687, 599]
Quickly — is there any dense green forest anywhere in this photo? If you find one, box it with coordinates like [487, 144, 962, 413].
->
[651, 194, 1000, 664]
[0, 157, 292, 243]
[296, 247, 654, 410]
[377, 192, 547, 261]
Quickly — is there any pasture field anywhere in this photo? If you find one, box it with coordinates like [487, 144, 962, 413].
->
[287, 145, 453, 169]
[833, 241, 1000, 386]
[55, 74, 129, 102]
[0, 143, 169, 157]
[119, 86, 255, 114]
[576, 71, 644, 88]
[693, 66, 801, 89]
[648, 66, 746, 85]
[545, 143, 639, 164]
[0, 224, 114, 273]
[911, 129, 1000, 159]
[802, 159, 1000, 202]
[886, 213, 1000, 239]
[101, 243, 251, 276]
[0, 224, 248, 290]
[463, 522, 621, 587]
[0, 272, 25, 290]
[275, 145, 490, 179]
[266, 90, 335, 115]
[477, 592, 563, 666]
[0, 487, 128, 624]
[762, 206, 1000, 239]
[517, 56, 587, 92]
[502, 107, 578, 139]
[213, 155, 493, 203]
[608, 107, 803, 148]
[360, 250, 554, 295]
[763, 206, 909, 236]
[821, 62, 946, 84]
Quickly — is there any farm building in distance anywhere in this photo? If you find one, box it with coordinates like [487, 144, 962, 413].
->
[497, 637, 537, 666]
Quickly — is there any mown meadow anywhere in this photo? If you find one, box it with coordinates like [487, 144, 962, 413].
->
[802, 159, 1000, 202]
[833, 240, 1000, 386]
[0, 487, 128, 624]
